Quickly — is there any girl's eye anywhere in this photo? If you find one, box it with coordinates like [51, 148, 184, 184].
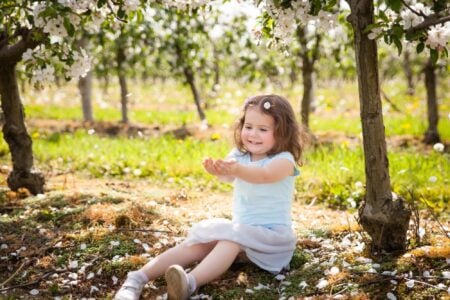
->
[260, 128, 267, 132]
[244, 126, 252, 130]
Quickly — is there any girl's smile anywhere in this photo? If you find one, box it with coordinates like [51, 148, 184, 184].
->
[241, 108, 275, 161]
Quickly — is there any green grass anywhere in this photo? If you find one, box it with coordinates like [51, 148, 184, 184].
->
[1, 126, 447, 212]
[2, 79, 449, 212]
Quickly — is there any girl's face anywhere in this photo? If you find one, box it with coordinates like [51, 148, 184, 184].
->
[241, 107, 276, 161]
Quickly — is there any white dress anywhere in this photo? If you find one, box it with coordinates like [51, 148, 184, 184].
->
[183, 150, 299, 274]
[183, 218, 297, 273]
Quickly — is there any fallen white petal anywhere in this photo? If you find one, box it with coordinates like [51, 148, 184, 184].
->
[69, 260, 78, 269]
[406, 280, 414, 288]
[29, 289, 39, 295]
[87, 272, 95, 280]
[442, 271, 450, 279]
[275, 274, 285, 281]
[245, 289, 254, 294]
[80, 243, 87, 250]
[316, 279, 328, 289]
[254, 283, 269, 290]
[329, 266, 340, 275]
[386, 292, 397, 300]
[418, 227, 426, 238]
[299, 281, 308, 289]
[112, 276, 118, 285]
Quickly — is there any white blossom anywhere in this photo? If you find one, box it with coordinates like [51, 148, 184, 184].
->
[433, 143, 445, 152]
[316, 279, 328, 289]
[426, 23, 450, 49]
[387, 292, 397, 300]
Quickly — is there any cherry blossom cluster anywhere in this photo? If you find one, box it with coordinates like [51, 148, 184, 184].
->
[20, 0, 143, 86]
[255, 0, 338, 45]
[366, 2, 450, 50]
[22, 44, 91, 86]
[425, 23, 450, 50]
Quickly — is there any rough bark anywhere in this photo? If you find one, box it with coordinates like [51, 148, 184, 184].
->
[347, 0, 411, 252]
[423, 58, 440, 144]
[117, 45, 129, 124]
[403, 50, 415, 95]
[301, 60, 314, 128]
[296, 26, 320, 129]
[184, 66, 206, 122]
[77, 36, 94, 122]
[174, 38, 206, 122]
[78, 70, 94, 122]
[0, 64, 44, 194]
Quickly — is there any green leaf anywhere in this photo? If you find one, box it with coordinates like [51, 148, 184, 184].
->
[430, 48, 438, 64]
[442, 47, 448, 58]
[63, 17, 75, 37]
[118, 8, 126, 19]
[416, 42, 425, 54]
[393, 37, 402, 55]
[97, 0, 107, 8]
[385, 0, 402, 12]
[378, 10, 389, 23]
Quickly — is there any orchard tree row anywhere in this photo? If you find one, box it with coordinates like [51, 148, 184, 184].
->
[0, 0, 449, 253]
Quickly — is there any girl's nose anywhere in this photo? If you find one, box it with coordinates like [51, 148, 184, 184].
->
[249, 129, 257, 137]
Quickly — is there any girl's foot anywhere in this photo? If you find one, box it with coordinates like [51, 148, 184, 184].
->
[114, 271, 147, 300]
[165, 265, 189, 300]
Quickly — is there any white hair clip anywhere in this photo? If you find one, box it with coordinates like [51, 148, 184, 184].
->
[263, 101, 271, 110]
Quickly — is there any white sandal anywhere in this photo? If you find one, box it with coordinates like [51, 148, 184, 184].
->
[165, 265, 190, 300]
[114, 274, 146, 300]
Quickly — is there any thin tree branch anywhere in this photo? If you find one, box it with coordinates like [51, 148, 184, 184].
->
[400, 0, 426, 17]
[406, 14, 450, 35]
[380, 89, 402, 113]
[0, 269, 66, 292]
[0, 258, 37, 287]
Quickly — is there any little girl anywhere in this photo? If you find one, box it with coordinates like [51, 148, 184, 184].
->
[115, 94, 305, 300]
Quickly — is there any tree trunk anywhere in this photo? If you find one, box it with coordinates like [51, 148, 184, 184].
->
[212, 44, 220, 91]
[0, 64, 45, 194]
[117, 45, 129, 124]
[78, 70, 94, 122]
[296, 26, 320, 129]
[423, 58, 440, 144]
[184, 66, 206, 122]
[301, 58, 314, 128]
[289, 60, 298, 88]
[403, 50, 415, 95]
[347, 0, 410, 252]
[77, 36, 94, 122]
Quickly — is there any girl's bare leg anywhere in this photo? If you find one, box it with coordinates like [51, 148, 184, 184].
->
[189, 240, 241, 286]
[139, 241, 217, 281]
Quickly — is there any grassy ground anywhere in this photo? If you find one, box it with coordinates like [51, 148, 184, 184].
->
[0, 79, 449, 299]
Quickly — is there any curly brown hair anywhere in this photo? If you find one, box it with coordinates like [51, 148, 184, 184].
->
[234, 94, 305, 164]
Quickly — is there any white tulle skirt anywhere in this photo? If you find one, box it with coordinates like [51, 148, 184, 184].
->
[182, 218, 297, 273]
